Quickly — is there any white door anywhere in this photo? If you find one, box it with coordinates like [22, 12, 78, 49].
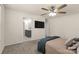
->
[0, 5, 2, 53]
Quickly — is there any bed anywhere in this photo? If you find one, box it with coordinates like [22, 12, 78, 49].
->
[45, 38, 75, 54]
[37, 36, 60, 53]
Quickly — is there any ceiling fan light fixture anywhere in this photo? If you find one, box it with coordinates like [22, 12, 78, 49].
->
[48, 12, 56, 16]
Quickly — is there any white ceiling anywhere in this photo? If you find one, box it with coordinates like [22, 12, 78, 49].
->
[5, 4, 79, 16]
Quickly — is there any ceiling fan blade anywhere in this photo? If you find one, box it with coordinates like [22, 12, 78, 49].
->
[41, 8, 49, 11]
[57, 4, 67, 10]
[57, 11, 66, 14]
[41, 13, 48, 16]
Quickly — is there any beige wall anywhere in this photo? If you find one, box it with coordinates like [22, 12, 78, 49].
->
[49, 13, 79, 39]
[5, 9, 28, 45]
[32, 19, 45, 40]
[0, 5, 5, 53]
[5, 8, 45, 46]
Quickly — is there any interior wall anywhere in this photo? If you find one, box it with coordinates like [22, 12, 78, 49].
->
[0, 5, 5, 53]
[32, 19, 45, 40]
[45, 18, 50, 36]
[5, 8, 45, 46]
[49, 13, 79, 39]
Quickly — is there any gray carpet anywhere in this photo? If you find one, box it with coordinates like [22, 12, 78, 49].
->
[2, 40, 41, 54]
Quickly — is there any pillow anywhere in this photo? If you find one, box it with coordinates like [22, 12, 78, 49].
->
[65, 38, 75, 47]
[68, 42, 79, 51]
[65, 37, 79, 50]
[64, 35, 77, 48]
[68, 46, 76, 50]
[77, 47, 79, 54]
[74, 38, 79, 41]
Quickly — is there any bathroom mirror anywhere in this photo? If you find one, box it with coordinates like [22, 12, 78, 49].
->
[23, 18, 32, 38]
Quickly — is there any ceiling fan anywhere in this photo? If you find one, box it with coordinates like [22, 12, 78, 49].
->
[41, 4, 67, 16]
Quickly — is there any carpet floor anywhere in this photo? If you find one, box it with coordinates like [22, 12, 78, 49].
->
[2, 40, 41, 54]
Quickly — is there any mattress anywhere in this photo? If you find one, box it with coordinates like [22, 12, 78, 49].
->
[46, 38, 75, 54]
